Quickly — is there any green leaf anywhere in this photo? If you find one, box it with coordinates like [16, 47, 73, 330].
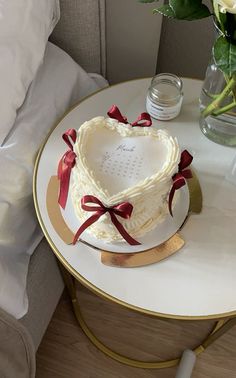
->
[213, 36, 236, 76]
[138, 0, 158, 3]
[142, 0, 211, 20]
[169, 0, 211, 20]
[153, 5, 175, 18]
[141, 0, 211, 20]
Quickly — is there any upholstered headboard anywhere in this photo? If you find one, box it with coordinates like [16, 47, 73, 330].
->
[50, 0, 106, 77]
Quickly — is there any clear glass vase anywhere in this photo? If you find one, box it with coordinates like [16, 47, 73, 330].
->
[199, 59, 236, 147]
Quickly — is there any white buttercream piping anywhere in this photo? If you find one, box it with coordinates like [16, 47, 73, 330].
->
[71, 116, 180, 242]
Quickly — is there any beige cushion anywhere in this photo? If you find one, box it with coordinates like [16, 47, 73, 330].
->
[20, 239, 64, 350]
[0, 308, 35, 378]
[50, 0, 106, 76]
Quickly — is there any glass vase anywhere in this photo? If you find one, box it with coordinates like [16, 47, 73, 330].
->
[199, 59, 236, 147]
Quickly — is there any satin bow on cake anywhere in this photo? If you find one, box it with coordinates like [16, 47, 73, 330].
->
[107, 105, 152, 127]
[168, 150, 193, 216]
[57, 128, 77, 209]
[73, 195, 141, 246]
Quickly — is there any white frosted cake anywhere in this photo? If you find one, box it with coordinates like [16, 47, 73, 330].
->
[71, 116, 181, 243]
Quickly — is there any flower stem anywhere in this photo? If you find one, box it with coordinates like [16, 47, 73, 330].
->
[201, 74, 236, 117]
[208, 93, 220, 99]
[213, 0, 225, 33]
[224, 73, 236, 101]
[212, 101, 236, 116]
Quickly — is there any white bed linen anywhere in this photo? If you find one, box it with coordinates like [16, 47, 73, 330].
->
[0, 0, 60, 145]
[0, 42, 108, 319]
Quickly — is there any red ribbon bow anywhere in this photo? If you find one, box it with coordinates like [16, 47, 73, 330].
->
[107, 105, 152, 127]
[73, 195, 141, 246]
[168, 150, 193, 217]
[57, 129, 77, 209]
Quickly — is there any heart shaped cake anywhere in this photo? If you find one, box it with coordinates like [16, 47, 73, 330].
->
[70, 115, 181, 243]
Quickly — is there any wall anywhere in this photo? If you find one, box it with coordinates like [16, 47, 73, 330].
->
[106, 0, 163, 84]
[156, 2, 214, 79]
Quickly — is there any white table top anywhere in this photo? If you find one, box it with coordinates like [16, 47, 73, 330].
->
[34, 78, 236, 319]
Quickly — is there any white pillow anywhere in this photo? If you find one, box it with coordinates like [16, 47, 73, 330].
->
[0, 0, 60, 145]
[0, 42, 108, 319]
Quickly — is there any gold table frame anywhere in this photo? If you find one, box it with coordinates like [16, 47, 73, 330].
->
[60, 263, 236, 370]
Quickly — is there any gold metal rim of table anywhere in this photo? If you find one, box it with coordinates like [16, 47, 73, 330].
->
[60, 265, 236, 369]
[33, 77, 236, 321]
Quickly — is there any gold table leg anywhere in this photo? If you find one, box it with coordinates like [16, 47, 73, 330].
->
[59, 264, 236, 369]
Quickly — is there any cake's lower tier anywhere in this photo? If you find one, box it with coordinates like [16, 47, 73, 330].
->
[71, 179, 179, 243]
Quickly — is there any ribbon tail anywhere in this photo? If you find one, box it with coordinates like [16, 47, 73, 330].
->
[110, 213, 141, 246]
[168, 186, 175, 217]
[58, 167, 71, 209]
[57, 156, 64, 179]
[73, 213, 102, 244]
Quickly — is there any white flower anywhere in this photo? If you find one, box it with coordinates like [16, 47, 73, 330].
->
[216, 0, 236, 14]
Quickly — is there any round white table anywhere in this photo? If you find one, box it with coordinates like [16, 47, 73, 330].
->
[34, 78, 236, 369]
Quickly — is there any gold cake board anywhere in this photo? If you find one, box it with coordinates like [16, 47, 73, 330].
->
[46, 170, 202, 267]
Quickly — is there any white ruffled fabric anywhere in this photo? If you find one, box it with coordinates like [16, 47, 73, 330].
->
[0, 0, 60, 145]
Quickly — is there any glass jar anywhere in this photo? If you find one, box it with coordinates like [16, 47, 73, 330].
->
[146, 73, 183, 121]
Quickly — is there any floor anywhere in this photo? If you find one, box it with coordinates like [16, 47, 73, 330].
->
[36, 282, 236, 378]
